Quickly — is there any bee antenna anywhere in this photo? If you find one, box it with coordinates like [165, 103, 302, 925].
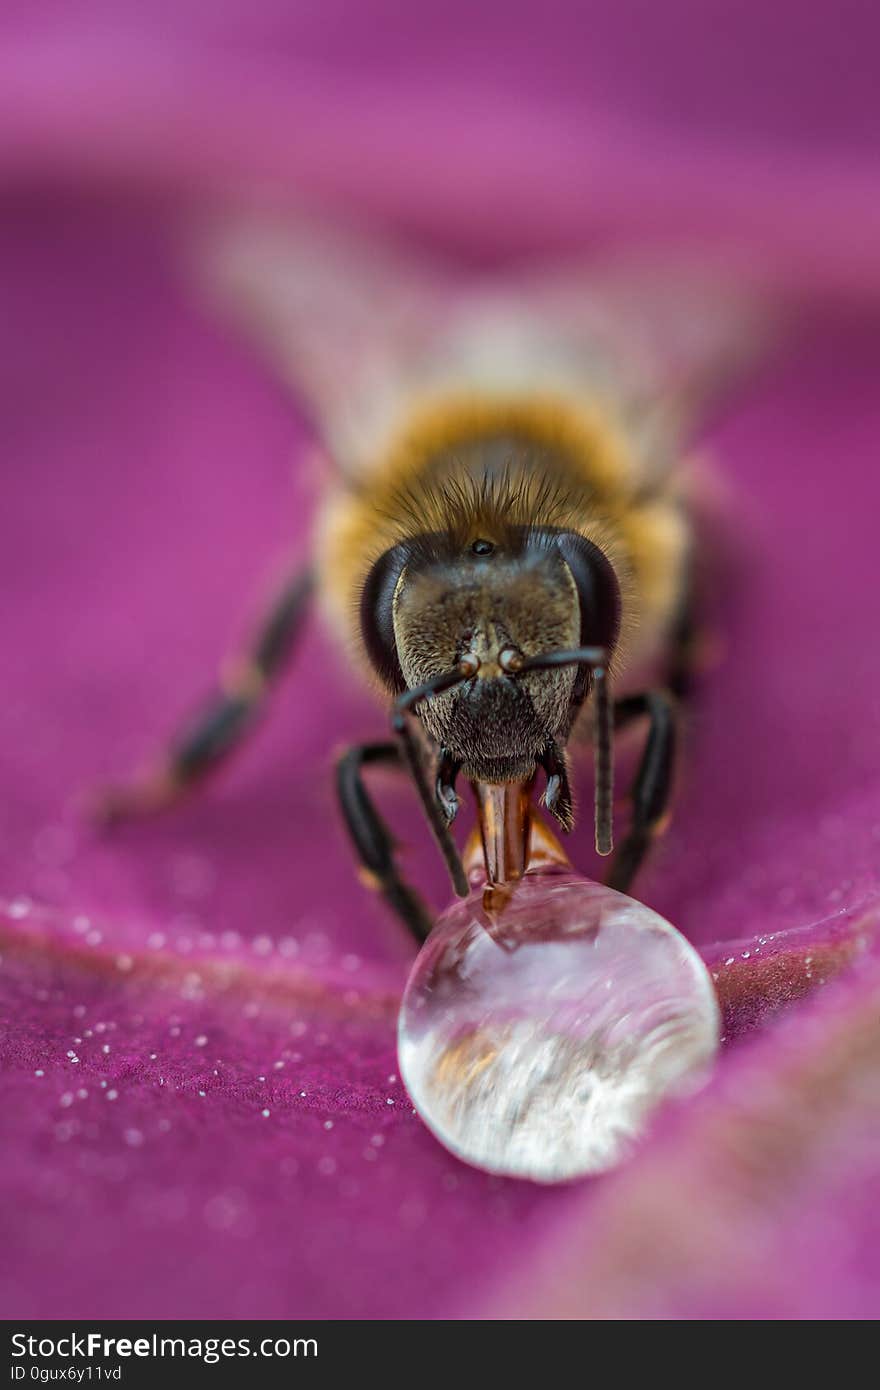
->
[391, 660, 478, 898]
[501, 646, 614, 857]
[591, 661, 614, 857]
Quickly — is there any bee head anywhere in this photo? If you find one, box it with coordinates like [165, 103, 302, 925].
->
[361, 528, 621, 782]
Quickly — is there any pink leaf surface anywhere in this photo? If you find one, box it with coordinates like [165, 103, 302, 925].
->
[1, 3, 879, 1318]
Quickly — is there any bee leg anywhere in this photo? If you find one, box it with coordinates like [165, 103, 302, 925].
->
[668, 588, 698, 700]
[336, 741, 435, 944]
[392, 713, 470, 900]
[605, 691, 677, 893]
[90, 567, 312, 821]
[667, 554, 723, 702]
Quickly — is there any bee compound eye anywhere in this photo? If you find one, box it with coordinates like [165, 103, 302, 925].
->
[360, 541, 410, 691]
[471, 539, 495, 556]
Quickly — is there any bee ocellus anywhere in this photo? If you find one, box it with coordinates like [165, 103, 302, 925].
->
[95, 215, 760, 941]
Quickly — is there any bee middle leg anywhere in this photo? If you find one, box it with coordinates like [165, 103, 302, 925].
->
[606, 691, 677, 894]
[335, 741, 435, 944]
[667, 579, 701, 700]
[91, 567, 312, 821]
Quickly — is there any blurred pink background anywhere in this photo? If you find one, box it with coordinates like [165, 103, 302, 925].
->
[1, 1, 879, 1321]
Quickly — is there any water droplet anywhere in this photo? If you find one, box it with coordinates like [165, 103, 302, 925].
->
[398, 871, 719, 1183]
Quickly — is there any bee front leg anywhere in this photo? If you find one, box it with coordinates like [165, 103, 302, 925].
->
[606, 691, 678, 894]
[336, 741, 435, 944]
[90, 566, 312, 822]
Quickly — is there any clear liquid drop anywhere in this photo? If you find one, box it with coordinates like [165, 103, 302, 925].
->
[398, 870, 720, 1183]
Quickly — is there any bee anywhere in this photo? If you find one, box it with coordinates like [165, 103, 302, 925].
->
[96, 215, 760, 941]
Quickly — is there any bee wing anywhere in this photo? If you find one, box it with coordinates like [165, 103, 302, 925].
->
[429, 261, 772, 480]
[502, 259, 772, 467]
[196, 212, 772, 479]
[195, 212, 463, 478]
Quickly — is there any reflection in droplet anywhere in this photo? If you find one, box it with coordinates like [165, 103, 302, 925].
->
[398, 870, 720, 1183]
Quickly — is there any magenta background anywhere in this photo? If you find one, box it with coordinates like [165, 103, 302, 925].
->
[1, 2, 879, 1320]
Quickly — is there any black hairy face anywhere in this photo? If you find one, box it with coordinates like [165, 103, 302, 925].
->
[361, 527, 621, 783]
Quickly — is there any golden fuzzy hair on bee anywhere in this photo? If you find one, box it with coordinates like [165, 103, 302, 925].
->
[312, 389, 687, 693]
[384, 461, 600, 556]
[319, 395, 624, 582]
[373, 391, 639, 502]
